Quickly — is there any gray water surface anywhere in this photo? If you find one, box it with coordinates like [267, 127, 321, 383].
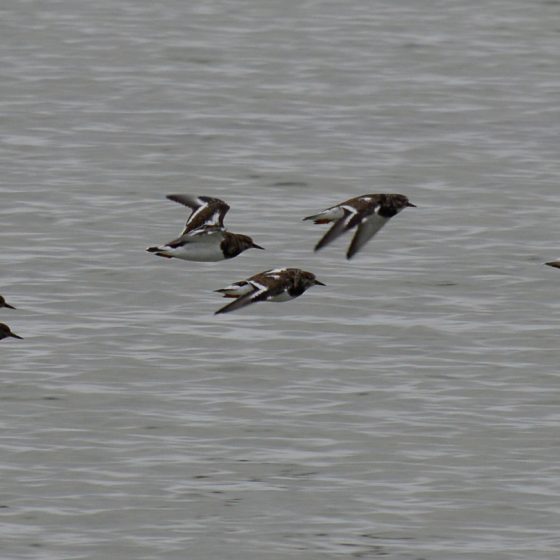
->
[1, 1, 560, 558]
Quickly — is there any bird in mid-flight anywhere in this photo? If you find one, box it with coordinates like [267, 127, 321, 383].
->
[147, 194, 263, 261]
[303, 193, 416, 259]
[214, 267, 325, 314]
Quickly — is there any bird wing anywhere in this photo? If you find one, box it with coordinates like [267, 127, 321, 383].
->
[165, 227, 222, 249]
[214, 278, 273, 314]
[166, 194, 230, 234]
[346, 212, 389, 259]
[314, 206, 356, 252]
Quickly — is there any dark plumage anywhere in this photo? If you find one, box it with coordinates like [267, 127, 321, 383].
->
[215, 268, 325, 314]
[304, 193, 416, 259]
[166, 194, 231, 235]
[0, 295, 15, 309]
[0, 322, 22, 341]
[146, 194, 263, 261]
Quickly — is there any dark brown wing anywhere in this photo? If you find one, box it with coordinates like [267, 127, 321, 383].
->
[166, 194, 230, 235]
[214, 272, 285, 314]
[314, 209, 353, 251]
[346, 213, 390, 259]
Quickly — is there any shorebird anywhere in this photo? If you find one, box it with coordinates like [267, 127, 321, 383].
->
[147, 194, 263, 261]
[304, 193, 415, 259]
[214, 268, 325, 314]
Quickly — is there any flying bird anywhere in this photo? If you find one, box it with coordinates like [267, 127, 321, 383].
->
[304, 193, 416, 259]
[215, 268, 325, 314]
[147, 194, 263, 261]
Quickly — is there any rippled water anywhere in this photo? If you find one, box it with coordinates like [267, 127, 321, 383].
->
[1, 0, 560, 558]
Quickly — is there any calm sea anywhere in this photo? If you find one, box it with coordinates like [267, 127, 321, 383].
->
[1, 0, 560, 558]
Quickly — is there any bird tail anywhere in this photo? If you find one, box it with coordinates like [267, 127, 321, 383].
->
[303, 212, 331, 224]
[214, 289, 239, 299]
[146, 246, 173, 259]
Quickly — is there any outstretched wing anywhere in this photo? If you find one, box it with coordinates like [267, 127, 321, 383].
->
[314, 206, 355, 252]
[346, 213, 389, 259]
[166, 194, 230, 234]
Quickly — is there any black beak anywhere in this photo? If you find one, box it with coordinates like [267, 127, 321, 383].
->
[9, 332, 23, 339]
[4, 303, 16, 309]
[314, 279, 326, 286]
[545, 261, 560, 269]
[407, 202, 417, 208]
[252, 243, 265, 250]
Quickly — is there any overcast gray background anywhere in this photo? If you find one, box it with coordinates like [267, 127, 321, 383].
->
[1, 1, 560, 558]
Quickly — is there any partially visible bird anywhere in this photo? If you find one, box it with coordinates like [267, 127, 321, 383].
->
[304, 193, 416, 259]
[0, 322, 22, 341]
[215, 267, 325, 314]
[0, 295, 15, 309]
[147, 194, 263, 261]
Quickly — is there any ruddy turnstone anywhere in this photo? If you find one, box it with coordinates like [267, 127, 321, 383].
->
[0, 295, 15, 309]
[545, 260, 560, 269]
[214, 267, 325, 314]
[147, 194, 264, 261]
[0, 322, 22, 341]
[304, 193, 416, 259]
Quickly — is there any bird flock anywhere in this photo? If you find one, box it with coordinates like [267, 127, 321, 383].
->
[2, 191, 558, 341]
[145, 192, 415, 315]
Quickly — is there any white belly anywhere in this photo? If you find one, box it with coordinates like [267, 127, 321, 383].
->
[168, 243, 225, 262]
[268, 292, 294, 302]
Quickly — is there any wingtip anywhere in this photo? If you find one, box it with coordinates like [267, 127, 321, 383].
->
[166, 193, 199, 206]
[314, 239, 329, 252]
